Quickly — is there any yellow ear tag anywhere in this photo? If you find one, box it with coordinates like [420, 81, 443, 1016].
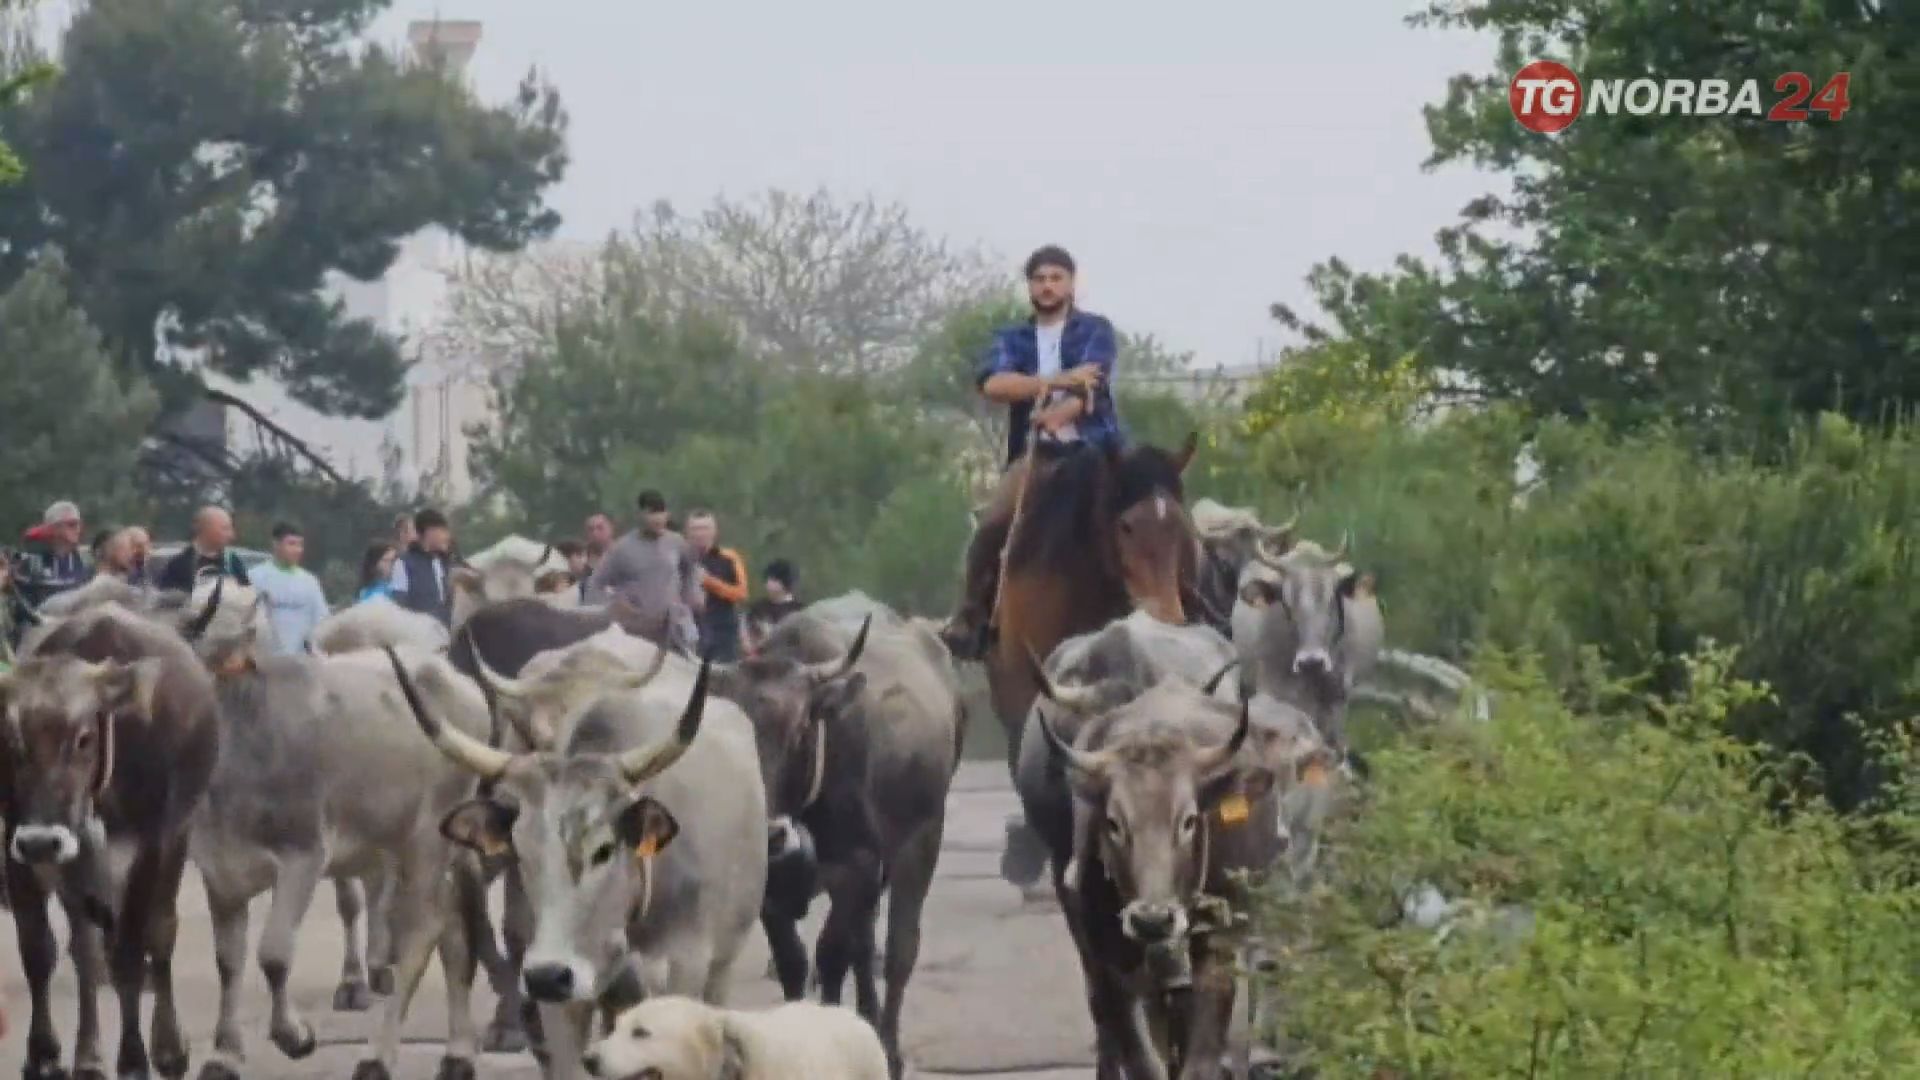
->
[479, 835, 510, 859]
[1301, 761, 1330, 789]
[633, 835, 662, 859]
[1216, 792, 1251, 826]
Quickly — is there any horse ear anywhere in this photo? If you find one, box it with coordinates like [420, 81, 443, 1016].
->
[1173, 431, 1198, 474]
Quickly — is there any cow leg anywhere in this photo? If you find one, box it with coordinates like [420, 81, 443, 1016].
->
[878, 822, 942, 1080]
[10, 855, 66, 1080]
[198, 886, 250, 1080]
[760, 910, 809, 1000]
[353, 844, 448, 1079]
[110, 846, 165, 1080]
[363, 864, 395, 996]
[482, 863, 534, 1054]
[142, 843, 192, 1079]
[331, 877, 374, 1012]
[433, 871, 481, 1080]
[63, 906, 106, 1080]
[534, 1003, 590, 1080]
[1175, 942, 1237, 1080]
[257, 850, 323, 1060]
[812, 851, 883, 1018]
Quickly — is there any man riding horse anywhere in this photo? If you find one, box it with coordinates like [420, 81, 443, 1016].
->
[940, 245, 1125, 661]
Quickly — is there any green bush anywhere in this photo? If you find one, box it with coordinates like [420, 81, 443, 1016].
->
[1261, 648, 1920, 1077]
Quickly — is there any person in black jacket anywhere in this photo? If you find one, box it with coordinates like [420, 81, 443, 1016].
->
[391, 508, 456, 626]
[155, 506, 252, 593]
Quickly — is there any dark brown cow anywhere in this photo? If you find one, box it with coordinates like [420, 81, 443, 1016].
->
[1, 589, 221, 1080]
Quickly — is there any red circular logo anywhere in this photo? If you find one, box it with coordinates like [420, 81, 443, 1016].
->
[1509, 60, 1582, 133]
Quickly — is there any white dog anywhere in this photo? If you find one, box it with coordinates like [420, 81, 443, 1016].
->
[583, 996, 888, 1080]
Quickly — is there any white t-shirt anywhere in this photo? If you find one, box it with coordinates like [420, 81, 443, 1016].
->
[1034, 321, 1080, 442]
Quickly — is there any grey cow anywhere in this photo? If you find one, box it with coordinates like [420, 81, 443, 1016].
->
[713, 599, 964, 1079]
[181, 593, 494, 1080]
[393, 631, 768, 1080]
[1230, 535, 1384, 753]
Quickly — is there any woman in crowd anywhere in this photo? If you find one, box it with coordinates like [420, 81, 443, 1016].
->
[356, 541, 398, 603]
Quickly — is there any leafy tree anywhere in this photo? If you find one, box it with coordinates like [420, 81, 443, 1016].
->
[468, 285, 760, 533]
[0, 0, 568, 422]
[0, 251, 157, 536]
[1276, 0, 1914, 441]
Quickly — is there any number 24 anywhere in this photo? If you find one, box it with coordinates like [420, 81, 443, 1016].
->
[1769, 73, 1851, 121]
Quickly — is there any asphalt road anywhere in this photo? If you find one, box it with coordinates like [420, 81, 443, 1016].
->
[0, 763, 1099, 1079]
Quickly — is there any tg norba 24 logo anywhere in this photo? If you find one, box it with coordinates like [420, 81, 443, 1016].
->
[1509, 60, 1852, 133]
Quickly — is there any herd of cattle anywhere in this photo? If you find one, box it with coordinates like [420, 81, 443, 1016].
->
[0, 502, 1471, 1080]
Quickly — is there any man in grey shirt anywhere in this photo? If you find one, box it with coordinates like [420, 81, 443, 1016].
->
[584, 489, 704, 653]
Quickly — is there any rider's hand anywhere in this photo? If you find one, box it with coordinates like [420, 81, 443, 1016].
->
[1054, 363, 1103, 391]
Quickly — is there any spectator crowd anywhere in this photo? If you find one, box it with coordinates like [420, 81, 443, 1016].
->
[1, 490, 805, 665]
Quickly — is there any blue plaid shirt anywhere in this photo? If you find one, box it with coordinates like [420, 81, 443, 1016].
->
[975, 308, 1127, 465]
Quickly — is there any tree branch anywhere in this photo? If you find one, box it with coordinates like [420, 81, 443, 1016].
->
[203, 387, 346, 484]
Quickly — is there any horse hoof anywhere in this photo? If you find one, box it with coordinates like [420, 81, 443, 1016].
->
[348, 1063, 389, 1080]
[433, 1058, 476, 1080]
[367, 967, 394, 997]
[269, 1021, 315, 1060]
[192, 1063, 238, 1080]
[332, 980, 373, 1012]
[480, 1021, 528, 1055]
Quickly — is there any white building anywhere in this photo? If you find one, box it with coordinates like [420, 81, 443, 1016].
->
[207, 19, 497, 505]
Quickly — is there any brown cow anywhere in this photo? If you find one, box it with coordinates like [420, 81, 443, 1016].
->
[1, 588, 221, 1080]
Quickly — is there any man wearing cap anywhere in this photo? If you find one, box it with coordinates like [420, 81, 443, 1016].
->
[584, 490, 704, 654]
[938, 245, 1127, 660]
[17, 501, 94, 606]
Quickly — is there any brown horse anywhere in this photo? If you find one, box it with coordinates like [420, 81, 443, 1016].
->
[986, 433, 1201, 766]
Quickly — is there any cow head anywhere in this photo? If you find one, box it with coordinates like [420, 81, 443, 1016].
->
[1106, 435, 1199, 626]
[467, 627, 672, 752]
[708, 615, 871, 856]
[1239, 535, 1377, 729]
[0, 655, 165, 867]
[450, 544, 571, 626]
[385, 645, 703, 1006]
[1034, 680, 1273, 947]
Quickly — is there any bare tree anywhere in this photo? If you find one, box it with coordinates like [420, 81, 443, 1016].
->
[613, 188, 1003, 374]
[425, 237, 612, 379]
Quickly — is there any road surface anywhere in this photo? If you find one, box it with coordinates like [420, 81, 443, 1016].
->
[0, 763, 1098, 1078]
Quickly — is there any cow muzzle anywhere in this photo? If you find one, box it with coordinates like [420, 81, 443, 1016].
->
[523, 960, 592, 1004]
[1292, 647, 1332, 675]
[1120, 900, 1188, 945]
[10, 823, 80, 867]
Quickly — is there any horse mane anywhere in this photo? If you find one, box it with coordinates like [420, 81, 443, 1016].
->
[1007, 443, 1189, 573]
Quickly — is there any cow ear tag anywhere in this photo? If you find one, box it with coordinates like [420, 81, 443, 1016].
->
[1216, 792, 1251, 826]
[633, 834, 663, 859]
[1301, 761, 1331, 789]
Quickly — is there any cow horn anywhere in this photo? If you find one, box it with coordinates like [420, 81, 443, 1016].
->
[620, 643, 671, 691]
[468, 638, 532, 701]
[182, 574, 223, 641]
[1035, 707, 1103, 776]
[1327, 530, 1351, 564]
[805, 614, 871, 684]
[536, 544, 553, 569]
[617, 652, 709, 784]
[1261, 511, 1300, 549]
[384, 645, 514, 780]
[1022, 643, 1113, 713]
[1195, 690, 1253, 773]
[1201, 658, 1240, 696]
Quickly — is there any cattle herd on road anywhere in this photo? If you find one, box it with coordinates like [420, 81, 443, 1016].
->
[0, 472, 1477, 1080]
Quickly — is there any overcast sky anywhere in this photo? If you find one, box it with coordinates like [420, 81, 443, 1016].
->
[364, 0, 1498, 369]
